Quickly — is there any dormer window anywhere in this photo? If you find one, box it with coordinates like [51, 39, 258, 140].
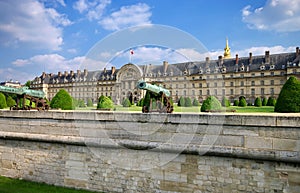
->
[199, 69, 203, 74]
[214, 68, 219, 73]
[206, 68, 210, 73]
[240, 66, 245, 72]
[270, 64, 275, 70]
[260, 65, 266, 71]
[222, 67, 226, 73]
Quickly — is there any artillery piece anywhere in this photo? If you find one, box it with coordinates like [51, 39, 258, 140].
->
[0, 85, 49, 110]
[137, 80, 173, 113]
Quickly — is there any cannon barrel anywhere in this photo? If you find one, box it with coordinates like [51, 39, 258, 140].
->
[0, 85, 45, 98]
[137, 81, 170, 97]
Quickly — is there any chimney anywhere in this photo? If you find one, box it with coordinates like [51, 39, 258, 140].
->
[218, 55, 223, 66]
[249, 52, 253, 65]
[205, 57, 210, 67]
[84, 69, 88, 76]
[58, 71, 62, 77]
[70, 70, 74, 76]
[163, 61, 168, 73]
[64, 71, 68, 76]
[42, 72, 46, 78]
[103, 68, 107, 73]
[235, 54, 239, 65]
[296, 47, 299, 56]
[111, 66, 116, 75]
[77, 70, 81, 76]
[265, 51, 270, 64]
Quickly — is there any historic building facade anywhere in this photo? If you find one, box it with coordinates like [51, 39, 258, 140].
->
[31, 45, 300, 105]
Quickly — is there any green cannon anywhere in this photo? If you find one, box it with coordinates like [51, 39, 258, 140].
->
[137, 80, 173, 113]
[0, 85, 48, 110]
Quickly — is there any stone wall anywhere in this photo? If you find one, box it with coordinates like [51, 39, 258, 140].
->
[0, 110, 299, 192]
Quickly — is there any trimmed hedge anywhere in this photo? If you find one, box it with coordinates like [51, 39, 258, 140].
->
[238, 98, 247, 107]
[275, 76, 300, 113]
[200, 96, 222, 112]
[50, 89, 73, 110]
[122, 98, 131, 107]
[254, 97, 262, 107]
[184, 97, 192, 107]
[193, 98, 200, 106]
[178, 96, 185, 107]
[221, 97, 231, 107]
[0, 93, 7, 109]
[267, 97, 276, 106]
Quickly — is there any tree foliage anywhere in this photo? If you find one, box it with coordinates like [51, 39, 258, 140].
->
[184, 97, 192, 107]
[254, 97, 262, 107]
[192, 98, 200, 106]
[97, 95, 114, 109]
[6, 95, 16, 107]
[200, 96, 222, 112]
[87, 99, 93, 107]
[262, 98, 268, 106]
[50, 89, 73, 110]
[122, 98, 132, 107]
[178, 96, 185, 107]
[238, 97, 247, 107]
[0, 93, 7, 109]
[233, 100, 239, 106]
[221, 97, 231, 107]
[267, 97, 276, 106]
[275, 76, 300, 113]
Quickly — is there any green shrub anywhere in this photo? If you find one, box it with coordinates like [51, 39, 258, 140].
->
[122, 98, 131, 107]
[267, 97, 276, 106]
[50, 89, 73, 110]
[184, 97, 192, 107]
[275, 76, 300, 113]
[6, 95, 16, 107]
[0, 93, 7, 109]
[262, 98, 268, 106]
[238, 98, 247, 107]
[97, 95, 114, 109]
[221, 97, 231, 107]
[192, 98, 200, 106]
[233, 100, 239, 106]
[200, 96, 222, 112]
[254, 97, 262, 107]
[87, 99, 93, 107]
[178, 96, 185, 107]
[137, 98, 144, 107]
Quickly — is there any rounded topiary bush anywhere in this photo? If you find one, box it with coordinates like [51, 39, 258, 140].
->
[233, 100, 239, 106]
[238, 98, 247, 107]
[50, 89, 73, 110]
[184, 97, 192, 107]
[0, 93, 7, 109]
[221, 97, 231, 107]
[193, 98, 200, 106]
[200, 96, 222, 112]
[254, 97, 262, 107]
[122, 98, 131, 107]
[262, 98, 268, 106]
[97, 95, 114, 109]
[267, 97, 276, 106]
[275, 76, 300, 113]
[178, 96, 185, 107]
[6, 95, 15, 108]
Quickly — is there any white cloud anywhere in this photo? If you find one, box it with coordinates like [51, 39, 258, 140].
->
[99, 3, 152, 31]
[0, 68, 33, 84]
[0, 0, 72, 50]
[12, 54, 84, 72]
[242, 0, 300, 32]
[73, 0, 111, 20]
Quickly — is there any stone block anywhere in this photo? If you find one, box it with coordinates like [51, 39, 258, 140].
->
[273, 139, 300, 151]
[245, 137, 273, 149]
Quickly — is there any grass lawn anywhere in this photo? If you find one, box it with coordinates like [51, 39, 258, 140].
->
[0, 176, 97, 193]
[226, 106, 275, 113]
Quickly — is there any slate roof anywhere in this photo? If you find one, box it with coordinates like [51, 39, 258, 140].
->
[33, 51, 299, 84]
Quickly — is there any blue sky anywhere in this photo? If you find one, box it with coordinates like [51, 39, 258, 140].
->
[0, 0, 300, 83]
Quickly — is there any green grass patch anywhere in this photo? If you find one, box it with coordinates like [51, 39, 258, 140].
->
[0, 176, 97, 193]
[226, 106, 275, 113]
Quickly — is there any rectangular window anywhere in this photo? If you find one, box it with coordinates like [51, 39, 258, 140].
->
[214, 82, 217, 87]
[199, 83, 202, 88]
[199, 90, 202, 96]
[251, 81, 255, 86]
[230, 82, 234, 86]
[271, 80, 274, 85]
[241, 89, 244, 95]
[207, 89, 210, 95]
[270, 88, 274, 95]
[222, 89, 225, 96]
[261, 88, 265, 95]
[214, 89, 217, 96]
[241, 81, 244, 86]
[261, 80, 264, 86]
[230, 89, 234, 95]
[251, 88, 255, 96]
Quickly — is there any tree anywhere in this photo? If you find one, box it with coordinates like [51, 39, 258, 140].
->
[97, 95, 114, 109]
[200, 96, 222, 112]
[221, 97, 230, 107]
[267, 97, 276, 106]
[122, 98, 131, 107]
[6, 95, 16, 107]
[262, 98, 268, 106]
[192, 98, 200, 106]
[275, 76, 300, 113]
[184, 97, 192, 107]
[87, 99, 93, 107]
[50, 89, 73, 110]
[233, 100, 239, 106]
[78, 99, 86, 108]
[238, 97, 247, 107]
[0, 93, 7, 109]
[178, 96, 185, 107]
[254, 97, 262, 107]
[25, 80, 31, 87]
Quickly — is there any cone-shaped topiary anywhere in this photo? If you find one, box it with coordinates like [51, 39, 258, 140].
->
[221, 97, 231, 107]
[6, 95, 16, 108]
[178, 96, 185, 107]
[262, 98, 268, 106]
[0, 93, 7, 109]
[184, 97, 192, 107]
[267, 97, 276, 106]
[50, 89, 73, 110]
[122, 98, 131, 107]
[254, 97, 262, 107]
[200, 96, 222, 112]
[275, 76, 300, 112]
[238, 98, 247, 107]
[193, 98, 200, 106]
